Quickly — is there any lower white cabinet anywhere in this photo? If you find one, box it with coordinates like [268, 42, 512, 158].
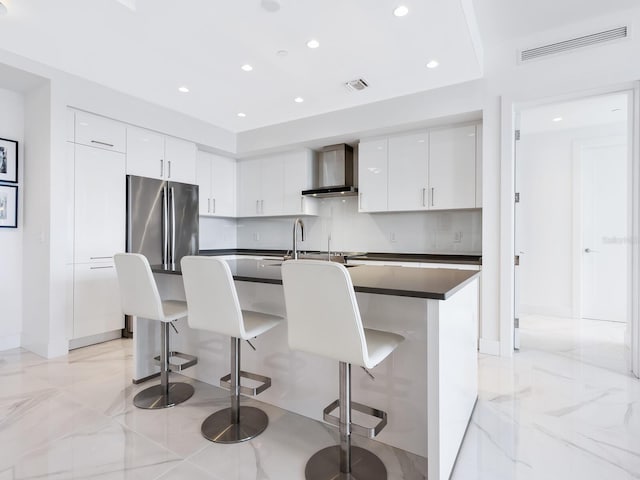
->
[73, 262, 123, 339]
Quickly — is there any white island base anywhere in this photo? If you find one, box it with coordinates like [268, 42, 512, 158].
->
[134, 272, 478, 480]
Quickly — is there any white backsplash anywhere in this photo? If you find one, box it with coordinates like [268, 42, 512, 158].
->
[199, 217, 237, 250]
[232, 197, 481, 254]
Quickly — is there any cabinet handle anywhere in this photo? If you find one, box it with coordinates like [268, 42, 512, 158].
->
[90, 256, 112, 260]
[160, 159, 164, 177]
[212, 198, 216, 214]
[208, 198, 211, 213]
[431, 187, 435, 207]
[90, 140, 114, 147]
[422, 188, 426, 207]
[90, 265, 114, 270]
[260, 200, 264, 214]
[168, 160, 172, 179]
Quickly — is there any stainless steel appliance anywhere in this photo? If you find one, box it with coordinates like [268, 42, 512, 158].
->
[302, 143, 357, 197]
[124, 175, 199, 338]
[126, 175, 199, 265]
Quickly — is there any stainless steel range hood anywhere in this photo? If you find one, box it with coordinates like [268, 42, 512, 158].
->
[302, 144, 357, 198]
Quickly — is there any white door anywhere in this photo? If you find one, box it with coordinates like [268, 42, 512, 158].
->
[126, 126, 165, 179]
[211, 154, 236, 217]
[514, 127, 523, 350]
[358, 138, 388, 212]
[237, 158, 262, 216]
[164, 136, 197, 184]
[196, 152, 213, 215]
[581, 141, 628, 322]
[260, 157, 284, 215]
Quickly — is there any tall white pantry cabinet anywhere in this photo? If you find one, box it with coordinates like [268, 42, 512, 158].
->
[66, 110, 126, 344]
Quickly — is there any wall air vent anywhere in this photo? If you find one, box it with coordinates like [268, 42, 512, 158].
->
[345, 78, 369, 92]
[520, 26, 628, 62]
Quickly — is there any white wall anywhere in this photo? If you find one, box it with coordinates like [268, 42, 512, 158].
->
[518, 123, 627, 317]
[199, 217, 237, 250]
[0, 88, 24, 350]
[237, 198, 482, 254]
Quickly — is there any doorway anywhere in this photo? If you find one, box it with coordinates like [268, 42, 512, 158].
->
[514, 92, 633, 374]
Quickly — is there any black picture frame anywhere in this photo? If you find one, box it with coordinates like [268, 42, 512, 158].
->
[0, 184, 18, 228]
[0, 137, 18, 184]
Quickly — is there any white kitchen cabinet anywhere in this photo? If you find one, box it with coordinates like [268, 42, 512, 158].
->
[73, 144, 126, 264]
[73, 262, 123, 339]
[126, 126, 165, 179]
[75, 111, 126, 153]
[197, 151, 236, 217]
[358, 137, 388, 212]
[237, 149, 317, 217]
[165, 136, 197, 184]
[282, 150, 318, 216]
[429, 124, 477, 210]
[126, 126, 196, 183]
[388, 130, 429, 211]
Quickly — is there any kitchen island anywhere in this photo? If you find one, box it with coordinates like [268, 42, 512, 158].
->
[134, 257, 479, 480]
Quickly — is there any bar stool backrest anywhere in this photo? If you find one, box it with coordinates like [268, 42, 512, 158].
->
[181, 256, 245, 338]
[281, 259, 369, 367]
[114, 253, 164, 321]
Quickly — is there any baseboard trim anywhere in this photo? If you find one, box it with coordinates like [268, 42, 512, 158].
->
[479, 338, 501, 356]
[69, 330, 122, 350]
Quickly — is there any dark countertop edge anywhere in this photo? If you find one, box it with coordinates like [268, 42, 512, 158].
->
[151, 266, 481, 300]
[199, 249, 482, 265]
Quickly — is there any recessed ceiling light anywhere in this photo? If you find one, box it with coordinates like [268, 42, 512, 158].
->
[178, 86, 190, 93]
[552, 116, 563, 122]
[612, 108, 622, 112]
[261, 0, 281, 12]
[294, 97, 304, 103]
[237, 112, 247, 118]
[306, 39, 320, 49]
[241, 64, 253, 72]
[393, 5, 409, 17]
[426, 60, 439, 69]
[277, 50, 288, 57]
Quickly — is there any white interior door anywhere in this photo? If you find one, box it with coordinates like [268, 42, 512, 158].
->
[514, 126, 523, 350]
[581, 140, 629, 322]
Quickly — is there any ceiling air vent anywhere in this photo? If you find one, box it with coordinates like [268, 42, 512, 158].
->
[520, 26, 628, 62]
[345, 78, 369, 92]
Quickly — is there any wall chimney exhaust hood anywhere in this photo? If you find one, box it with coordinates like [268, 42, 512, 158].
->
[302, 144, 357, 198]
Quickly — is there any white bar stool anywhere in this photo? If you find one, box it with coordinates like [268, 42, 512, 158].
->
[114, 253, 196, 409]
[181, 256, 284, 443]
[282, 259, 404, 480]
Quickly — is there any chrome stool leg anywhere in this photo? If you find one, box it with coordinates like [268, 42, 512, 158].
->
[134, 323, 195, 409]
[305, 362, 387, 480]
[201, 337, 269, 443]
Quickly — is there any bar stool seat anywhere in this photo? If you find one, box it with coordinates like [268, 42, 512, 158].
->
[181, 255, 284, 444]
[282, 259, 404, 480]
[114, 253, 196, 409]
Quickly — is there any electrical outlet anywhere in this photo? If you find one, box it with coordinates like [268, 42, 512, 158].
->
[390, 232, 397, 243]
[453, 231, 463, 243]
[253, 232, 260, 241]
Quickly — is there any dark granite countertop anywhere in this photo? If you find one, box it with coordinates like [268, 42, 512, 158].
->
[153, 257, 480, 300]
[199, 249, 482, 266]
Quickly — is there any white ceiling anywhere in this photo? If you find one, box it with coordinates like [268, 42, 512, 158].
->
[520, 93, 628, 134]
[473, 0, 640, 44]
[0, 0, 483, 132]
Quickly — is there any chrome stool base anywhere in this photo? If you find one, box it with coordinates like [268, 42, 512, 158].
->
[201, 406, 268, 443]
[305, 445, 387, 480]
[133, 382, 194, 409]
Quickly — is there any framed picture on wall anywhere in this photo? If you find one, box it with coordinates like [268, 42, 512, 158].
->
[0, 137, 18, 183]
[0, 184, 18, 228]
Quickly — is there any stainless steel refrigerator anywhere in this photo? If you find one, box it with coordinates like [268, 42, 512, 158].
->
[126, 175, 199, 265]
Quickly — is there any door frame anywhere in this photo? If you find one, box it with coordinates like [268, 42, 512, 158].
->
[500, 82, 640, 379]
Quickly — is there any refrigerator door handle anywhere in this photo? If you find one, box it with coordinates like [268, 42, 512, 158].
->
[163, 185, 170, 264]
[170, 186, 177, 265]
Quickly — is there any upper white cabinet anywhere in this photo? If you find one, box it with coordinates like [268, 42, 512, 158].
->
[388, 130, 429, 212]
[73, 144, 126, 264]
[165, 136, 197, 184]
[197, 151, 236, 217]
[358, 138, 389, 213]
[428, 124, 477, 210]
[74, 111, 126, 153]
[237, 149, 317, 217]
[126, 126, 197, 184]
[358, 123, 480, 213]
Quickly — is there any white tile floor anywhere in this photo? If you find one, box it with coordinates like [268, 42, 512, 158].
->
[1, 316, 638, 479]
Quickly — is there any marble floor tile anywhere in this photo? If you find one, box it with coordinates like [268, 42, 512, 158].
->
[1, 317, 639, 480]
